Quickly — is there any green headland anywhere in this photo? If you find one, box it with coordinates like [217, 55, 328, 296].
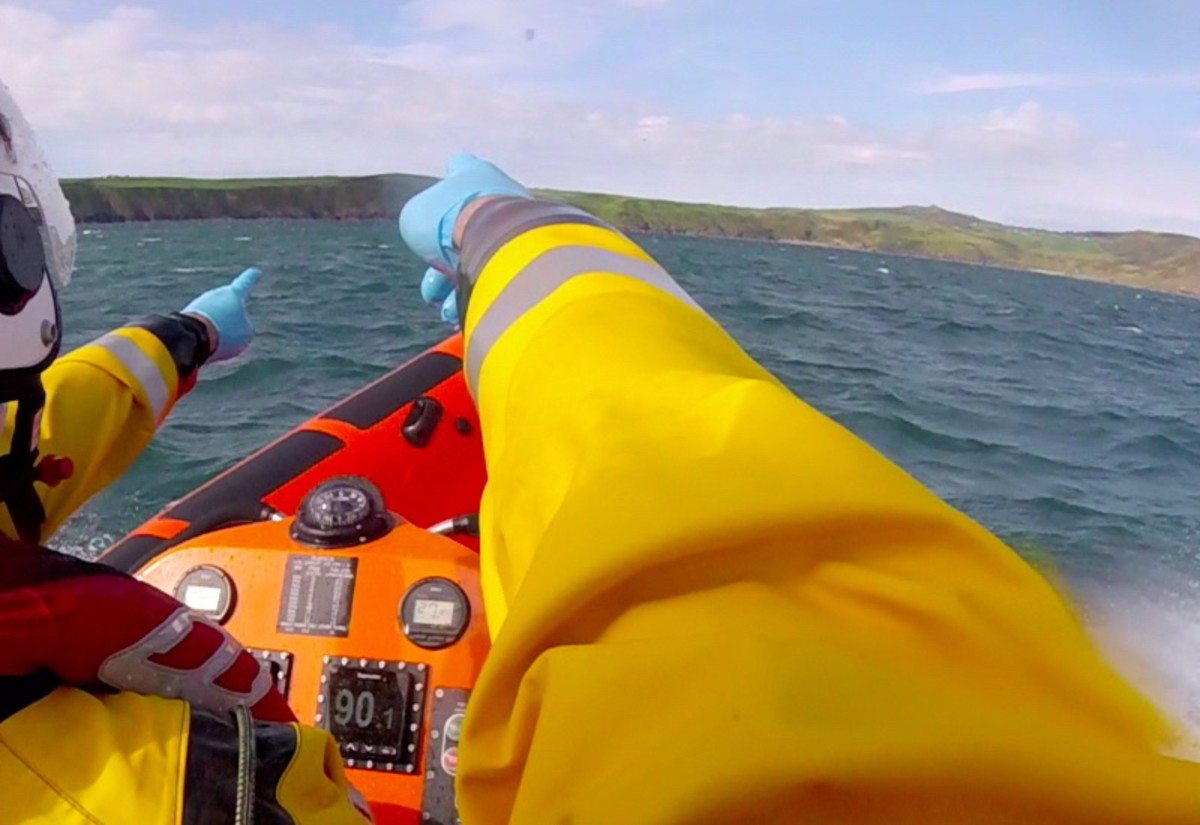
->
[61, 174, 1200, 296]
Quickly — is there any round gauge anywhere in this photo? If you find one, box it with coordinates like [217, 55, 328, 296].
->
[399, 578, 470, 650]
[292, 476, 394, 548]
[174, 565, 236, 624]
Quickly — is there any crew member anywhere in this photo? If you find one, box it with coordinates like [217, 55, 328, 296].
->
[1, 78, 260, 544]
[0, 79, 372, 823]
[401, 155, 1200, 823]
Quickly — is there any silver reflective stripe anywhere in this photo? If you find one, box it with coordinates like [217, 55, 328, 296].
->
[93, 331, 171, 420]
[98, 608, 273, 712]
[466, 246, 704, 392]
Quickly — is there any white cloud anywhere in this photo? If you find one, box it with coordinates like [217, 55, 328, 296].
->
[916, 70, 1200, 94]
[916, 73, 1056, 94]
[2, 3, 1200, 234]
[0, 4, 929, 185]
[390, 0, 637, 80]
[1012, 168, 1200, 235]
[934, 102, 1083, 162]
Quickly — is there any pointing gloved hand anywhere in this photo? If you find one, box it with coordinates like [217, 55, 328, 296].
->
[420, 267, 460, 325]
[181, 267, 262, 363]
[400, 154, 532, 326]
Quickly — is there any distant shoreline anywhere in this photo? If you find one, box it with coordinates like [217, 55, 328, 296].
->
[61, 175, 1200, 299]
[777, 238, 1198, 299]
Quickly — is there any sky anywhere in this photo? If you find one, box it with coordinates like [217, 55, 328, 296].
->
[2, 0, 1200, 234]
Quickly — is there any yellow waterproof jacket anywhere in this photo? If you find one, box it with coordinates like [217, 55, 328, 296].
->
[0, 686, 370, 824]
[454, 198, 1200, 823]
[0, 314, 209, 542]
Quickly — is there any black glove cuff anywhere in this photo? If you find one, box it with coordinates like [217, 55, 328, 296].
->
[127, 312, 213, 381]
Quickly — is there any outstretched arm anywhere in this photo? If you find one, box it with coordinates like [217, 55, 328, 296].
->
[403, 158, 1200, 824]
[0, 268, 261, 542]
[2, 312, 210, 540]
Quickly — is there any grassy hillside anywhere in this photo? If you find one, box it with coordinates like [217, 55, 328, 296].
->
[59, 176, 1200, 296]
[542, 192, 1200, 295]
[62, 174, 436, 222]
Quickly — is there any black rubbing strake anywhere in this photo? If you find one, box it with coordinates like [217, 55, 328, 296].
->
[100, 430, 344, 574]
[99, 534, 167, 575]
[168, 431, 342, 523]
[322, 352, 460, 429]
[101, 351, 463, 574]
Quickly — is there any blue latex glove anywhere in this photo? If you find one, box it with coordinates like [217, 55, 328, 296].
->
[182, 267, 262, 363]
[420, 266, 460, 328]
[400, 154, 532, 277]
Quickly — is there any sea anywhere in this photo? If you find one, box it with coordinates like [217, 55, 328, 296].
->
[54, 218, 1200, 738]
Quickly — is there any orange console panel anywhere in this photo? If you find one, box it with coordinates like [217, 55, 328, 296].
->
[135, 489, 488, 825]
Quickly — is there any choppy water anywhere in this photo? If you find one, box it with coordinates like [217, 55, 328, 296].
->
[56, 219, 1200, 735]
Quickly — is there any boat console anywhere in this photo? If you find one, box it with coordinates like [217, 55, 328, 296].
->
[135, 476, 488, 825]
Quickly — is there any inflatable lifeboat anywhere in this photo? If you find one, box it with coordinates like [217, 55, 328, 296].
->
[100, 334, 487, 825]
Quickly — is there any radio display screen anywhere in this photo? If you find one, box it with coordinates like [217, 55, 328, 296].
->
[326, 666, 410, 756]
[413, 598, 457, 627]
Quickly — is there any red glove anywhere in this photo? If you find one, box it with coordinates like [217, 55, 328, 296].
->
[0, 537, 295, 723]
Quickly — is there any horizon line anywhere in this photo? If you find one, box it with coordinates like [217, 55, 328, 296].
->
[59, 172, 1200, 243]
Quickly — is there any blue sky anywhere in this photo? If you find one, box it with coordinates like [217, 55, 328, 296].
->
[3, 0, 1200, 233]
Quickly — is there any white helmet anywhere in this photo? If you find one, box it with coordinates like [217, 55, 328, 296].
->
[0, 81, 77, 543]
[0, 79, 76, 400]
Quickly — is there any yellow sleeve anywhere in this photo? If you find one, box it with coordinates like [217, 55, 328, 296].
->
[1, 325, 185, 541]
[454, 202, 1200, 824]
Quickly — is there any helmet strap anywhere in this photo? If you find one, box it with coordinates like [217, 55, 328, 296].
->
[0, 376, 47, 543]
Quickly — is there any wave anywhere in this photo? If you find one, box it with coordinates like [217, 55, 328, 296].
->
[1080, 575, 1200, 749]
[922, 316, 999, 335]
[837, 408, 1015, 456]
